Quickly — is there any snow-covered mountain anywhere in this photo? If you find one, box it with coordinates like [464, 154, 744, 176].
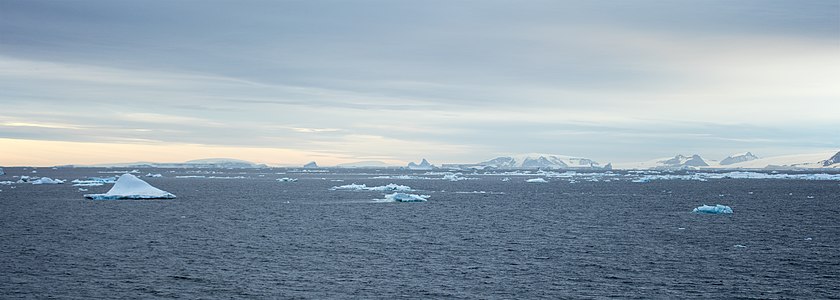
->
[407, 159, 435, 170]
[614, 154, 710, 170]
[617, 151, 840, 170]
[718, 151, 840, 169]
[477, 153, 605, 169]
[822, 151, 840, 167]
[719, 152, 759, 165]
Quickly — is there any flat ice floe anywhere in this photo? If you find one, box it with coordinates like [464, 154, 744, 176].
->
[525, 178, 548, 183]
[277, 177, 298, 182]
[31, 177, 64, 185]
[692, 204, 733, 214]
[331, 183, 413, 192]
[84, 174, 175, 200]
[72, 176, 117, 187]
[378, 192, 430, 202]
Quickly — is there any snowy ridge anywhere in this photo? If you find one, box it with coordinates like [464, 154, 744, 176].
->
[478, 153, 604, 169]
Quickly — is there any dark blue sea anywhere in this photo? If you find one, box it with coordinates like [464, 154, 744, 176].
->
[1, 167, 839, 299]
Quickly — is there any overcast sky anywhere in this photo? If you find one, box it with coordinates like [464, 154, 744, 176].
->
[1, 0, 838, 166]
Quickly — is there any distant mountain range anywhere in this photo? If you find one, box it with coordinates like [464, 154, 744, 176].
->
[75, 158, 268, 169]
[40, 150, 840, 170]
[614, 151, 839, 170]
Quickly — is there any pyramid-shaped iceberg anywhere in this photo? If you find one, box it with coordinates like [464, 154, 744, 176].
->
[84, 173, 176, 200]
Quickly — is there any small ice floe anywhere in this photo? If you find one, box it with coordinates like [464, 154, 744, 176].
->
[734, 244, 747, 248]
[31, 177, 64, 185]
[804, 237, 813, 241]
[176, 175, 206, 178]
[84, 174, 176, 200]
[78, 188, 88, 192]
[379, 192, 429, 202]
[0, 181, 13, 185]
[72, 176, 117, 187]
[678, 227, 686, 230]
[145, 173, 163, 178]
[16, 176, 31, 183]
[806, 196, 815, 199]
[442, 173, 471, 181]
[501, 177, 511, 182]
[331, 183, 413, 192]
[748, 192, 754, 195]
[692, 204, 733, 214]
[277, 178, 298, 182]
[525, 178, 548, 183]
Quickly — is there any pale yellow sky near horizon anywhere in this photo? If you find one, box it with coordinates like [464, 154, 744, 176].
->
[0, 138, 401, 167]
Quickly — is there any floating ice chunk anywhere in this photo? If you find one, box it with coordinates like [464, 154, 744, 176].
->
[78, 188, 88, 192]
[734, 244, 747, 248]
[692, 204, 733, 214]
[277, 177, 298, 182]
[0, 181, 13, 185]
[442, 173, 471, 181]
[806, 196, 815, 199]
[525, 178, 548, 183]
[145, 173, 163, 178]
[332, 183, 413, 192]
[84, 174, 175, 200]
[501, 177, 511, 182]
[31, 177, 64, 185]
[72, 176, 117, 186]
[381, 192, 429, 202]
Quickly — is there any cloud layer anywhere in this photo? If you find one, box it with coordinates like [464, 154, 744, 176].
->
[1, 0, 838, 165]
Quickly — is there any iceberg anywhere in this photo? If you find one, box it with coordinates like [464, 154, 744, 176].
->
[381, 192, 430, 202]
[331, 183, 413, 192]
[303, 161, 319, 168]
[145, 173, 163, 178]
[692, 204, 733, 214]
[277, 177, 298, 182]
[407, 158, 435, 170]
[31, 177, 65, 185]
[84, 174, 176, 200]
[525, 178, 548, 183]
[72, 176, 117, 186]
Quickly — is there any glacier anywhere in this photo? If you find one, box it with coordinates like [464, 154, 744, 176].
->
[84, 174, 176, 200]
[692, 204, 733, 214]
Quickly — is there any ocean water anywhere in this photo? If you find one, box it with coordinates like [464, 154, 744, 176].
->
[1, 167, 839, 299]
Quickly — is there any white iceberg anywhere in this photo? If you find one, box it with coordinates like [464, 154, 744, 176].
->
[84, 174, 176, 200]
[31, 177, 64, 185]
[277, 177, 298, 182]
[692, 204, 733, 214]
[331, 183, 413, 192]
[525, 178, 548, 183]
[72, 176, 117, 186]
[380, 192, 430, 202]
[145, 173, 163, 178]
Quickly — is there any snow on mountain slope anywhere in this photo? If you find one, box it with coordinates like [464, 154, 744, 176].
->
[716, 151, 839, 169]
[478, 153, 603, 169]
[719, 152, 759, 165]
[614, 154, 710, 170]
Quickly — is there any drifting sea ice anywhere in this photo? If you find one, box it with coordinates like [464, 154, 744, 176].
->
[31, 177, 64, 185]
[692, 204, 733, 214]
[145, 173, 163, 178]
[277, 178, 298, 182]
[379, 192, 430, 202]
[331, 183, 413, 192]
[84, 174, 176, 200]
[525, 178, 548, 183]
[72, 177, 117, 187]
